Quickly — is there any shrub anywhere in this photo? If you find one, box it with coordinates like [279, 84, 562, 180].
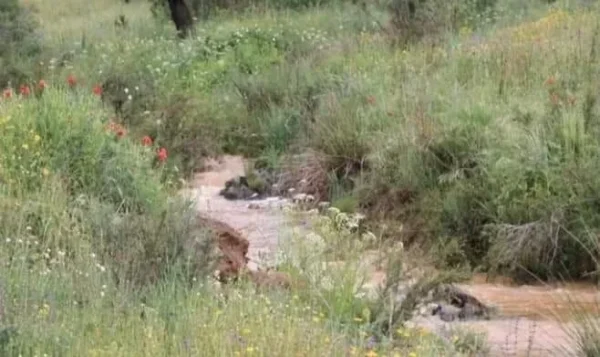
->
[0, 86, 215, 287]
[0, 0, 42, 88]
[82, 198, 215, 287]
[386, 0, 498, 46]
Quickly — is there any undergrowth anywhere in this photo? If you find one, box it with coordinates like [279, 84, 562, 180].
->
[2, 0, 600, 355]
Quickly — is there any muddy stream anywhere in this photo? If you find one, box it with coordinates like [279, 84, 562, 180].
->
[181, 155, 599, 356]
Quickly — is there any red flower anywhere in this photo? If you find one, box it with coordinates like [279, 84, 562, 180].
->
[67, 74, 77, 88]
[105, 120, 127, 139]
[93, 84, 103, 96]
[38, 80, 47, 91]
[141, 135, 153, 146]
[156, 147, 168, 162]
[2, 88, 12, 99]
[544, 76, 556, 86]
[20, 85, 31, 97]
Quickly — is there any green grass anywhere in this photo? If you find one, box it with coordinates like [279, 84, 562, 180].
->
[2, 0, 600, 355]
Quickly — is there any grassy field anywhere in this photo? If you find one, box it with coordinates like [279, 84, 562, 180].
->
[1, 0, 600, 355]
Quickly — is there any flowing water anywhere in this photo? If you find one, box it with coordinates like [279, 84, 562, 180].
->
[182, 155, 600, 356]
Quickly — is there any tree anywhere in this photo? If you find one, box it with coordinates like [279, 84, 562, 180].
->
[167, 0, 195, 39]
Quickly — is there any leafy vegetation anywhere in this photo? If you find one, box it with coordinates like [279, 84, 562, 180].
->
[2, 0, 600, 355]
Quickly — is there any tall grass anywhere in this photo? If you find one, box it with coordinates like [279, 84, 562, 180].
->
[3, 0, 600, 354]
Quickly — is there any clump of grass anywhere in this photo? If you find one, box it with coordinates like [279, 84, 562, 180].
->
[450, 327, 491, 356]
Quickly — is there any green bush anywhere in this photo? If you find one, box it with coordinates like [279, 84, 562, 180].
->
[0, 87, 215, 287]
[387, 0, 498, 46]
[0, 0, 42, 88]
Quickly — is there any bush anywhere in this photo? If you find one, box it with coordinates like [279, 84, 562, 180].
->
[150, 0, 354, 22]
[0, 0, 42, 88]
[0, 87, 215, 287]
[386, 0, 498, 46]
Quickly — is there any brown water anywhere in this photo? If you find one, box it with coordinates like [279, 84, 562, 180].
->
[453, 275, 600, 356]
[182, 155, 600, 357]
[463, 274, 600, 320]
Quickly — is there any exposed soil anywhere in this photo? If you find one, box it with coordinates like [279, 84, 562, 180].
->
[182, 155, 599, 356]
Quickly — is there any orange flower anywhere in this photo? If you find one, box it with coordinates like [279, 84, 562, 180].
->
[20, 85, 31, 97]
[38, 80, 47, 91]
[93, 84, 103, 96]
[67, 74, 77, 88]
[141, 135, 153, 146]
[156, 147, 168, 162]
[2, 88, 12, 99]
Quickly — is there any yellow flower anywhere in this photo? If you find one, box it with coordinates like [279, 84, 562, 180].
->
[34, 134, 41, 143]
[366, 350, 378, 357]
[246, 346, 255, 354]
[22, 144, 29, 150]
[241, 328, 251, 335]
[408, 352, 417, 357]
[42, 168, 50, 177]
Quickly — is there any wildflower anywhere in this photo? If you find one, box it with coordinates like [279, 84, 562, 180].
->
[22, 144, 29, 150]
[34, 134, 41, 143]
[366, 95, 376, 105]
[20, 85, 31, 97]
[365, 351, 378, 357]
[93, 84, 103, 96]
[67, 74, 77, 87]
[105, 121, 117, 132]
[38, 79, 47, 91]
[141, 135, 153, 146]
[544, 76, 556, 86]
[157, 147, 168, 162]
[3, 88, 12, 99]
[116, 128, 127, 138]
[408, 352, 417, 357]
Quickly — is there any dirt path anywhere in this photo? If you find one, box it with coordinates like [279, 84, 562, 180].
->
[182, 155, 598, 356]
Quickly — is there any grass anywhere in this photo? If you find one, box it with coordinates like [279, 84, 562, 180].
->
[2, 0, 600, 355]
